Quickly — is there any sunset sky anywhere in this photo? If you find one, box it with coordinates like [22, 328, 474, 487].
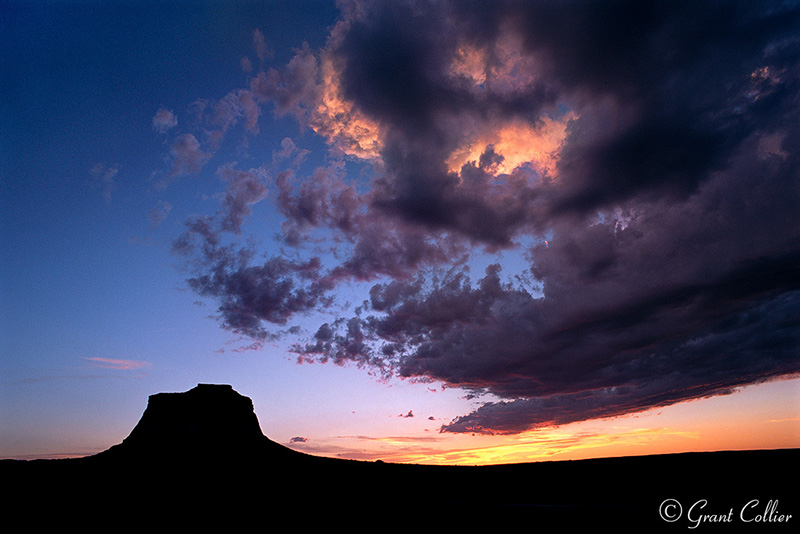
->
[2, 0, 799, 465]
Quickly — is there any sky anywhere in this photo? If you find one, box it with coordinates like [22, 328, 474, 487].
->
[1, 0, 799, 465]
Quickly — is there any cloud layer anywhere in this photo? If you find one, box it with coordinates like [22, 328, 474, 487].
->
[171, 0, 800, 434]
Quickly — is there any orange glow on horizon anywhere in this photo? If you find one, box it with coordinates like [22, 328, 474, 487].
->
[287, 378, 800, 466]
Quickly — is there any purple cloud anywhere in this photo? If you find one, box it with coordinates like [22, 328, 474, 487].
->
[169, 133, 211, 177]
[172, 216, 317, 342]
[250, 43, 321, 124]
[216, 164, 269, 234]
[186, 252, 328, 340]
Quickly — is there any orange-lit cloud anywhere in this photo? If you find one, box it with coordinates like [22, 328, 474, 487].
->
[446, 29, 574, 179]
[447, 113, 576, 177]
[450, 43, 488, 86]
[308, 52, 383, 160]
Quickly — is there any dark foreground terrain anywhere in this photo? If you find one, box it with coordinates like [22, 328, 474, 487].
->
[3, 384, 796, 530]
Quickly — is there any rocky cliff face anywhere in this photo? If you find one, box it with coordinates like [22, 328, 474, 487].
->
[120, 384, 264, 453]
[99, 384, 298, 464]
[4, 384, 314, 525]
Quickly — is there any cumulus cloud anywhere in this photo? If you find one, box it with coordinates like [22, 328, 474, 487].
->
[175, 0, 800, 434]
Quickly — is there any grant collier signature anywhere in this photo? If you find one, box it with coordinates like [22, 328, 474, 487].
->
[660, 499, 793, 528]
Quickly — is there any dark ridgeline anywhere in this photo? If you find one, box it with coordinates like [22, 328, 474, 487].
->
[3, 384, 796, 529]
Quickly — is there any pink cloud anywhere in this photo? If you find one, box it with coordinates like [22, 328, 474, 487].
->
[84, 357, 151, 370]
[152, 107, 178, 134]
[253, 29, 270, 63]
[90, 162, 118, 203]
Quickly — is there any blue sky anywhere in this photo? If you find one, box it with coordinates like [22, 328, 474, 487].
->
[2, 0, 798, 463]
[1, 0, 483, 460]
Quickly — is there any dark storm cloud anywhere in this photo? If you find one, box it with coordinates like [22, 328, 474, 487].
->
[289, 0, 799, 433]
[443, 288, 799, 433]
[330, 0, 561, 247]
[333, 0, 800, 236]
[316, 125, 800, 432]
[274, 162, 468, 281]
[551, 0, 796, 213]
[369, 147, 548, 248]
[177, 0, 800, 434]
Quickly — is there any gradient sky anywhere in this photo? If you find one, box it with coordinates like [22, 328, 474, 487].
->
[2, 0, 799, 465]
